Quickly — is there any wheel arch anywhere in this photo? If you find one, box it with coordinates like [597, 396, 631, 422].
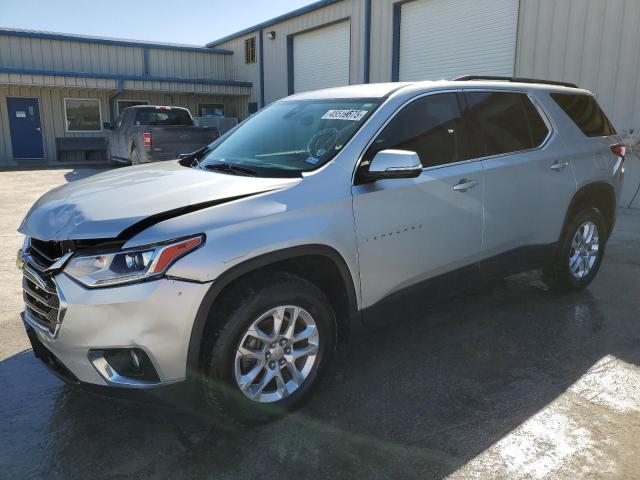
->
[186, 244, 360, 375]
[562, 182, 616, 239]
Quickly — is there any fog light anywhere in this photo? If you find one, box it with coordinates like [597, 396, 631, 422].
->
[89, 348, 160, 385]
[129, 349, 141, 369]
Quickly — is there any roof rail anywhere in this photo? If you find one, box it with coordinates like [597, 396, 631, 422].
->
[452, 75, 578, 89]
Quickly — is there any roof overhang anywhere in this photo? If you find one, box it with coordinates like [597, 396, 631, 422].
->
[0, 67, 252, 96]
[0, 27, 233, 55]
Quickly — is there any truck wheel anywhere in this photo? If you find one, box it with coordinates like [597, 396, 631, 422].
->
[201, 272, 336, 423]
[131, 149, 141, 165]
[543, 207, 607, 291]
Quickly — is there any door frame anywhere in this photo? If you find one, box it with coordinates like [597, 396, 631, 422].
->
[6, 96, 46, 161]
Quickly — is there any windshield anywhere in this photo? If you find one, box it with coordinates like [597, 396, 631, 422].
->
[198, 99, 381, 176]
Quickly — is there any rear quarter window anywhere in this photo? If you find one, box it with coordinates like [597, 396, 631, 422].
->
[550, 93, 616, 137]
[134, 108, 193, 126]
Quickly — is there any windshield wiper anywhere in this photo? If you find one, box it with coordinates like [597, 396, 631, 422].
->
[204, 162, 258, 177]
[178, 146, 210, 169]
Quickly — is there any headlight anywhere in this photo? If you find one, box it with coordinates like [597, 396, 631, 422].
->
[64, 235, 203, 288]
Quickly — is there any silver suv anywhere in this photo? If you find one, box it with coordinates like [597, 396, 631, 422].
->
[17, 77, 625, 420]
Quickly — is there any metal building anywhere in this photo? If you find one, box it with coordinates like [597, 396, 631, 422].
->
[210, 0, 640, 136]
[2, 0, 639, 168]
[0, 28, 252, 166]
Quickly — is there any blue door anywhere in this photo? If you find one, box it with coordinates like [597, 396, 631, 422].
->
[7, 97, 44, 159]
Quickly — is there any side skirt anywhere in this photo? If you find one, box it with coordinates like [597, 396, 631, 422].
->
[361, 243, 558, 329]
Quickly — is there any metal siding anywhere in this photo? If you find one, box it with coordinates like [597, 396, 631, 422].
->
[116, 91, 248, 121]
[216, 33, 262, 103]
[261, 0, 364, 104]
[516, 0, 640, 132]
[293, 20, 351, 93]
[368, 0, 398, 83]
[398, 0, 518, 81]
[0, 35, 233, 80]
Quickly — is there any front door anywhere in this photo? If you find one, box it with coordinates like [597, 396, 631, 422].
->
[352, 92, 485, 323]
[7, 97, 44, 159]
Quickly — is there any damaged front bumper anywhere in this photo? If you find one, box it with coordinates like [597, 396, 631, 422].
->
[22, 270, 211, 389]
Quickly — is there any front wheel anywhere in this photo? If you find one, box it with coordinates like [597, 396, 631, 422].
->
[201, 272, 336, 422]
[543, 207, 607, 291]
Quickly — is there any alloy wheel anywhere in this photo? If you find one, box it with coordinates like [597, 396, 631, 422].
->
[569, 221, 600, 279]
[234, 305, 320, 403]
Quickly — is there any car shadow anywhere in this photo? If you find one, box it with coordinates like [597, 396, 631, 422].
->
[2, 267, 639, 479]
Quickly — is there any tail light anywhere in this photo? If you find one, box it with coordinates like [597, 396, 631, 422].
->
[611, 143, 626, 159]
[143, 132, 152, 151]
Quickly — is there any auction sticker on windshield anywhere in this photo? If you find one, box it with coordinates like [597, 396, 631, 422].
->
[321, 110, 369, 121]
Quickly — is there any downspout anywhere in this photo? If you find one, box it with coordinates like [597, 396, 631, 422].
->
[363, 0, 371, 83]
[391, 3, 402, 82]
[259, 28, 265, 108]
[108, 78, 125, 122]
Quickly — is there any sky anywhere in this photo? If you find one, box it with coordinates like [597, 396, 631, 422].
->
[1, 0, 319, 45]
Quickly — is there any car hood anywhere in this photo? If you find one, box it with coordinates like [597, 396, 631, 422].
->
[19, 161, 299, 241]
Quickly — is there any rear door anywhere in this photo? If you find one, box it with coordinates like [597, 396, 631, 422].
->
[352, 92, 485, 317]
[465, 90, 576, 261]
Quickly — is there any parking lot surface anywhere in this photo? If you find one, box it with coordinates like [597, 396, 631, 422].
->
[1, 168, 639, 479]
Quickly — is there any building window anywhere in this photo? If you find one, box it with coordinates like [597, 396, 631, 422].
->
[245, 37, 257, 64]
[64, 98, 102, 132]
[198, 103, 225, 117]
[117, 100, 149, 116]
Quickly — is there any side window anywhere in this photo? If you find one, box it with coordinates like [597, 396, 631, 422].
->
[550, 93, 616, 137]
[464, 92, 547, 157]
[370, 93, 474, 168]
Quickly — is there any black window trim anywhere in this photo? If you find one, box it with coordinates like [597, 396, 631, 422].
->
[353, 88, 555, 185]
[460, 88, 555, 160]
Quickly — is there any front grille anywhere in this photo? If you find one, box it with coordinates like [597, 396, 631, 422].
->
[22, 266, 61, 336]
[21, 238, 69, 337]
[29, 238, 74, 268]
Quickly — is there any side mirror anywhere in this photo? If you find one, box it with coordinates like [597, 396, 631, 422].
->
[103, 122, 113, 130]
[367, 149, 422, 180]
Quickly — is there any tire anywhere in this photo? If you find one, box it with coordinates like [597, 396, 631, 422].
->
[131, 149, 141, 165]
[543, 207, 607, 291]
[200, 272, 336, 423]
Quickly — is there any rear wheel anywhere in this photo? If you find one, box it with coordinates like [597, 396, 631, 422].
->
[543, 207, 607, 291]
[131, 149, 141, 165]
[201, 272, 336, 423]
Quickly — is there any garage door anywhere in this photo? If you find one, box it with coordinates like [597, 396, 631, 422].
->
[293, 21, 350, 93]
[399, 0, 519, 81]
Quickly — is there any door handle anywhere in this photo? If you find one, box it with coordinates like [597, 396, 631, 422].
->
[550, 161, 569, 171]
[452, 179, 479, 192]
[35, 127, 41, 131]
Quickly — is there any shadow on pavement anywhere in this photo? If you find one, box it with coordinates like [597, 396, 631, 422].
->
[2, 266, 639, 479]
